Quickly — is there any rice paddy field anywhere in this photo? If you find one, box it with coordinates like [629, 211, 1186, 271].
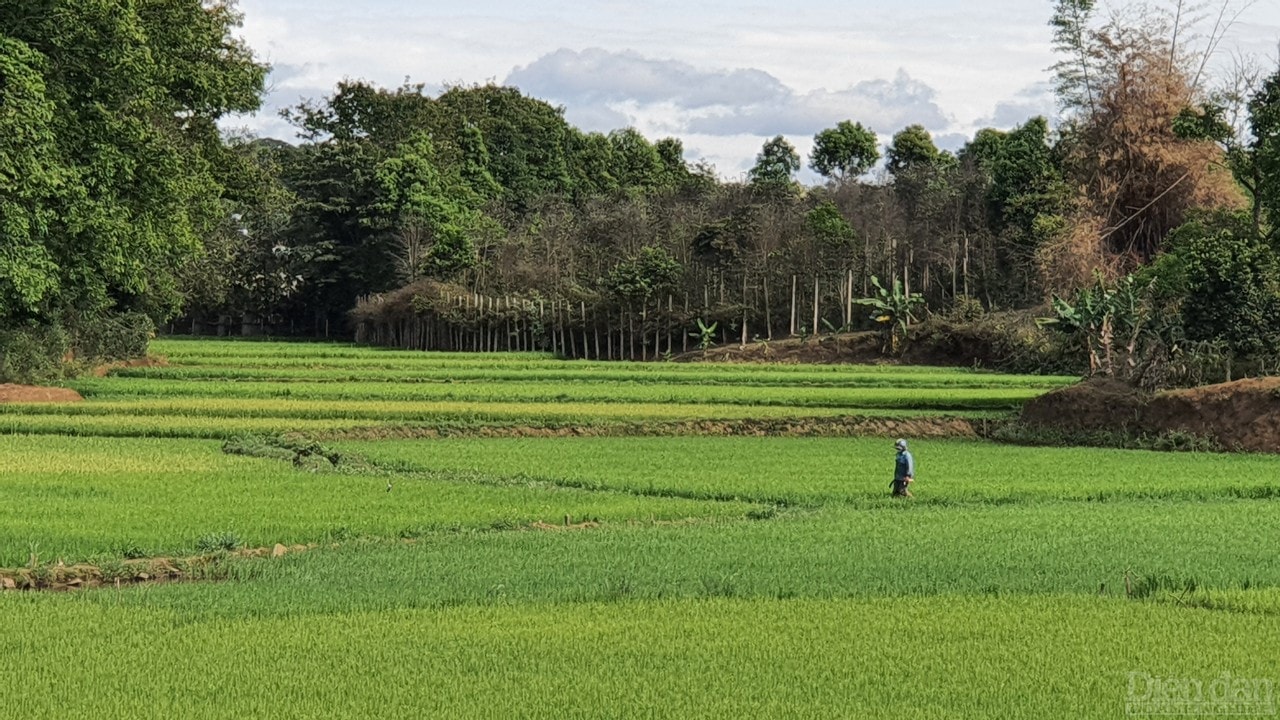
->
[2, 338, 1277, 719]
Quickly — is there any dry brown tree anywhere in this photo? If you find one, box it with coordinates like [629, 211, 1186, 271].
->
[1046, 1, 1249, 292]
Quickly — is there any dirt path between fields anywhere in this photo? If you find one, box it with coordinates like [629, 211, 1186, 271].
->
[324, 415, 985, 442]
[0, 385, 83, 403]
[0, 519, 615, 593]
[0, 543, 317, 592]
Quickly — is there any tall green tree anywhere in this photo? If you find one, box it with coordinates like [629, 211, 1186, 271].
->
[1254, 68, 1280, 242]
[0, 0, 266, 333]
[810, 121, 880, 182]
[988, 118, 1069, 247]
[608, 128, 666, 191]
[0, 37, 63, 321]
[373, 133, 482, 282]
[567, 131, 620, 198]
[1166, 212, 1280, 355]
[886, 125, 945, 176]
[434, 85, 576, 211]
[748, 135, 801, 193]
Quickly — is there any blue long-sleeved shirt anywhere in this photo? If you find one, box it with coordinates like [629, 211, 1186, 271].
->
[895, 450, 915, 480]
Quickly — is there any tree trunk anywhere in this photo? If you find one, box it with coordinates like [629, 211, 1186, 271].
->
[790, 275, 798, 336]
[846, 269, 854, 329]
[764, 278, 773, 341]
[812, 277, 819, 336]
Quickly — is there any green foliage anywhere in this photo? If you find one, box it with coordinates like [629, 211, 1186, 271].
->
[0, 323, 70, 383]
[1250, 68, 1280, 239]
[854, 276, 925, 354]
[1167, 213, 1280, 355]
[957, 128, 1007, 171]
[0, 37, 62, 321]
[691, 319, 719, 351]
[373, 133, 481, 281]
[908, 313, 1077, 375]
[0, 312, 152, 383]
[947, 295, 985, 323]
[1039, 273, 1150, 378]
[886, 125, 945, 176]
[691, 209, 757, 265]
[221, 434, 299, 463]
[654, 137, 698, 192]
[195, 531, 242, 554]
[434, 85, 576, 211]
[608, 128, 666, 191]
[0, 0, 267, 331]
[989, 117, 1070, 248]
[567, 131, 619, 197]
[455, 123, 503, 201]
[804, 203, 855, 249]
[747, 135, 801, 192]
[604, 247, 682, 304]
[809, 120, 880, 181]
[72, 312, 154, 363]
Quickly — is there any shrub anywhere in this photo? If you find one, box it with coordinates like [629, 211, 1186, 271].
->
[907, 311, 1079, 374]
[196, 532, 241, 553]
[0, 323, 70, 383]
[0, 312, 154, 383]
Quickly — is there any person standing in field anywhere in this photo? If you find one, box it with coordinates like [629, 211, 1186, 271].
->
[892, 439, 915, 498]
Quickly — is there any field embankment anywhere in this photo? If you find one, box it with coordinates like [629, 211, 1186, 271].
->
[0, 384, 83, 403]
[1023, 377, 1280, 453]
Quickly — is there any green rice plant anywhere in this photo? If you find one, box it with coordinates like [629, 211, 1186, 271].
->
[0, 594, 1275, 719]
[2, 337, 1277, 720]
[0, 436, 754, 566]
[69, 377, 1046, 410]
[65, 498, 1280, 614]
[337, 436, 1280, 507]
[195, 531, 242, 553]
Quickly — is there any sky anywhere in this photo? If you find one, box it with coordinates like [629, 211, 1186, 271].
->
[228, 0, 1280, 180]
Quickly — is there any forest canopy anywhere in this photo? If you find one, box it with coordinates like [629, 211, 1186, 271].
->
[0, 0, 1277, 382]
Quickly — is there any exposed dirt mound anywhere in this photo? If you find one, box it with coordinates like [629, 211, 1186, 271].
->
[91, 356, 168, 378]
[1021, 378, 1147, 432]
[1147, 378, 1280, 453]
[679, 333, 886, 365]
[0, 384, 83, 404]
[1022, 376, 1280, 453]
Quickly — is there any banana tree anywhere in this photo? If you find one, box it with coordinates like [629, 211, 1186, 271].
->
[853, 276, 925, 355]
[690, 319, 719, 352]
[1038, 274, 1149, 377]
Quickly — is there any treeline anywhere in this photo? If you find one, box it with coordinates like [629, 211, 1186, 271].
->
[194, 87, 1075, 344]
[2, 0, 1279, 381]
[0, 0, 265, 378]
[194, 2, 1279, 377]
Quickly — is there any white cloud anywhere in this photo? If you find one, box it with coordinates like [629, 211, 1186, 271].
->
[978, 81, 1060, 130]
[506, 48, 952, 162]
[223, 0, 1280, 175]
[508, 49, 790, 110]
